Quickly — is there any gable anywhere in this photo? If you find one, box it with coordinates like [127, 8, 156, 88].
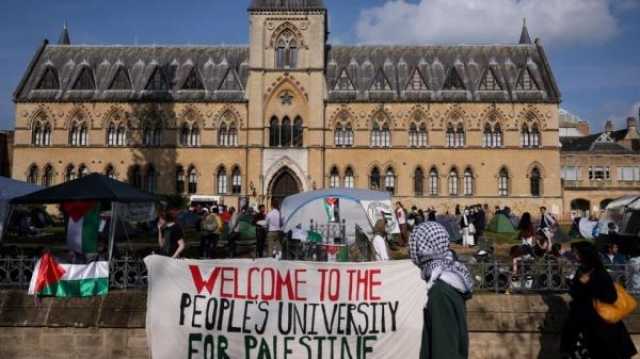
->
[370, 69, 392, 91]
[442, 68, 465, 90]
[109, 67, 131, 90]
[218, 69, 242, 91]
[36, 67, 59, 90]
[334, 68, 355, 91]
[405, 68, 428, 91]
[145, 67, 170, 91]
[515, 67, 539, 91]
[478, 68, 501, 91]
[181, 68, 204, 90]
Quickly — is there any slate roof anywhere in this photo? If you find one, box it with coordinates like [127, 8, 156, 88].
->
[325, 43, 560, 103]
[14, 43, 250, 102]
[560, 129, 640, 154]
[249, 0, 326, 11]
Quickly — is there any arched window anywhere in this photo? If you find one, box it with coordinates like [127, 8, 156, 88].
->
[463, 168, 474, 196]
[429, 168, 439, 196]
[345, 124, 354, 147]
[105, 165, 116, 180]
[414, 167, 424, 196]
[190, 125, 200, 147]
[153, 125, 162, 146]
[32, 122, 43, 146]
[145, 165, 157, 193]
[42, 165, 54, 187]
[448, 169, 459, 196]
[498, 167, 509, 196]
[493, 123, 503, 147]
[217, 167, 228, 194]
[176, 166, 185, 194]
[335, 125, 344, 147]
[418, 123, 428, 147]
[344, 167, 355, 188]
[70, 122, 79, 146]
[180, 124, 190, 146]
[371, 122, 381, 147]
[330, 167, 340, 188]
[80, 124, 88, 146]
[65, 164, 76, 182]
[129, 165, 142, 190]
[521, 124, 531, 147]
[269, 117, 280, 147]
[188, 167, 198, 194]
[531, 123, 540, 147]
[370, 167, 381, 191]
[483, 123, 492, 148]
[384, 168, 396, 194]
[228, 124, 238, 147]
[42, 123, 52, 146]
[293, 117, 303, 147]
[218, 123, 228, 146]
[281, 117, 292, 147]
[446, 124, 455, 148]
[27, 164, 38, 184]
[107, 123, 116, 146]
[116, 124, 127, 146]
[409, 123, 418, 147]
[382, 123, 391, 147]
[455, 123, 465, 147]
[275, 30, 298, 69]
[232, 167, 242, 194]
[143, 124, 152, 146]
[530, 167, 542, 197]
[77, 164, 89, 178]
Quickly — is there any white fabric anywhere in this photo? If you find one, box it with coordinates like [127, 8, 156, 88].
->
[396, 208, 407, 225]
[266, 209, 282, 232]
[144, 255, 427, 359]
[372, 234, 390, 261]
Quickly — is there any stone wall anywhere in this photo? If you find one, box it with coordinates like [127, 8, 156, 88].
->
[1, 290, 640, 359]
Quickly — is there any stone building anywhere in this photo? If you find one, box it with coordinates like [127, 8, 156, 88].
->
[12, 0, 564, 215]
[561, 115, 640, 218]
[0, 130, 13, 177]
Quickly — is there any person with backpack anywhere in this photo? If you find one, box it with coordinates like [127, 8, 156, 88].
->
[200, 207, 223, 259]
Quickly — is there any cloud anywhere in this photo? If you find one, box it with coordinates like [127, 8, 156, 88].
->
[355, 0, 620, 46]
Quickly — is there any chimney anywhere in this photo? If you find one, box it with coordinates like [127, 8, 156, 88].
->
[604, 120, 614, 133]
[625, 117, 639, 140]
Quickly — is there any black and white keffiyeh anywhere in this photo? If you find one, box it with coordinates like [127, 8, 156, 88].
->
[409, 222, 474, 295]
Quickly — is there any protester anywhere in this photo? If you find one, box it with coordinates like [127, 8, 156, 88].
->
[538, 206, 557, 240]
[601, 243, 626, 266]
[409, 222, 473, 359]
[157, 210, 186, 259]
[416, 209, 426, 226]
[533, 234, 551, 257]
[372, 220, 390, 261]
[396, 202, 409, 246]
[427, 209, 437, 222]
[517, 212, 536, 248]
[561, 242, 637, 358]
[460, 209, 474, 248]
[474, 205, 486, 244]
[227, 207, 240, 257]
[253, 204, 267, 258]
[265, 199, 283, 258]
[199, 208, 217, 259]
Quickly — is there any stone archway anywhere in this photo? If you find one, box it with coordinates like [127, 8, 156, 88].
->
[269, 167, 302, 205]
[571, 198, 591, 218]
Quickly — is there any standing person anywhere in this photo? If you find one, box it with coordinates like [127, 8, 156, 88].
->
[253, 205, 267, 258]
[475, 205, 486, 245]
[460, 209, 474, 248]
[265, 199, 283, 259]
[409, 222, 473, 359]
[455, 205, 461, 217]
[561, 242, 637, 358]
[539, 206, 557, 240]
[600, 243, 626, 266]
[157, 210, 186, 259]
[372, 220, 390, 261]
[396, 202, 409, 246]
[428, 208, 437, 222]
[227, 207, 240, 258]
[416, 209, 426, 226]
[200, 208, 218, 259]
[517, 212, 536, 248]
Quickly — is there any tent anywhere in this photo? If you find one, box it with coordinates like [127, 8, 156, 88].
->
[435, 215, 462, 243]
[0, 177, 41, 242]
[11, 173, 157, 258]
[281, 189, 400, 243]
[486, 214, 517, 233]
[600, 195, 640, 236]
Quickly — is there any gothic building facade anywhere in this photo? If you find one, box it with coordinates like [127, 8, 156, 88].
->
[12, 0, 564, 215]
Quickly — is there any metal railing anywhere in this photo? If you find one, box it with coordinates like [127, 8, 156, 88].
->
[1, 256, 639, 294]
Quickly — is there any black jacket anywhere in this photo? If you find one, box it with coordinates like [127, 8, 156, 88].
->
[561, 267, 637, 358]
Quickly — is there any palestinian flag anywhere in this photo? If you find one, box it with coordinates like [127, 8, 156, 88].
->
[323, 197, 339, 223]
[63, 201, 100, 254]
[28, 253, 109, 297]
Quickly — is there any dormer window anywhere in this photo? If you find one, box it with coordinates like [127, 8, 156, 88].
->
[72, 67, 95, 90]
[275, 30, 298, 69]
[36, 67, 60, 90]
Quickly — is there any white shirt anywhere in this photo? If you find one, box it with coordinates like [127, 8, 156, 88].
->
[265, 209, 282, 232]
[372, 234, 390, 261]
[396, 208, 407, 225]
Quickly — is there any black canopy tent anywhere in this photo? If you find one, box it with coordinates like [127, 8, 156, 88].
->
[11, 173, 157, 259]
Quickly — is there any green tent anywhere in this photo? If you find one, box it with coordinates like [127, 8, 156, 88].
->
[486, 214, 517, 233]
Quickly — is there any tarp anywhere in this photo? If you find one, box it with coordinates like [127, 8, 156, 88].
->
[11, 173, 157, 204]
[281, 189, 400, 243]
[486, 214, 517, 233]
[0, 177, 41, 242]
[601, 195, 640, 235]
[435, 215, 462, 243]
[144, 255, 427, 359]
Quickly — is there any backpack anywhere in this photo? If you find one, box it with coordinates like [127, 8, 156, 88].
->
[202, 214, 219, 233]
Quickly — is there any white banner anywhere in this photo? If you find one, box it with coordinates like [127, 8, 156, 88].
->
[144, 255, 426, 359]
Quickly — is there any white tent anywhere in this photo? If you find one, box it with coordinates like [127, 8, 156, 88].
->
[601, 195, 640, 236]
[0, 177, 41, 242]
[281, 189, 400, 243]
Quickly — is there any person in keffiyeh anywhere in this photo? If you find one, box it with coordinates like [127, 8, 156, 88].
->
[409, 221, 473, 359]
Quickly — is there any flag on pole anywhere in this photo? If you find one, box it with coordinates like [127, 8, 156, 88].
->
[62, 201, 100, 253]
[323, 197, 339, 223]
[28, 253, 109, 297]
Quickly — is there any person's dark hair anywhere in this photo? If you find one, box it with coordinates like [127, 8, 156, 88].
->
[271, 199, 280, 209]
[518, 212, 532, 229]
[540, 206, 547, 211]
[572, 242, 604, 272]
[212, 207, 219, 214]
[164, 210, 176, 223]
[258, 204, 265, 210]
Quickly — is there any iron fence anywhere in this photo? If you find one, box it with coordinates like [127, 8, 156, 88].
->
[1, 255, 639, 295]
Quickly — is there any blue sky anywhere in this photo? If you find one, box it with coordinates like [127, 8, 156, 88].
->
[0, 0, 638, 132]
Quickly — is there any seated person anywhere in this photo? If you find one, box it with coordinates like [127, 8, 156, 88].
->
[600, 243, 626, 267]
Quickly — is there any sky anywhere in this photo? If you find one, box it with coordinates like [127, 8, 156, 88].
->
[0, 0, 638, 132]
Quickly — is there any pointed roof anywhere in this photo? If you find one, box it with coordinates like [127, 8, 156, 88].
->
[58, 22, 71, 45]
[249, 0, 326, 11]
[519, 18, 532, 44]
